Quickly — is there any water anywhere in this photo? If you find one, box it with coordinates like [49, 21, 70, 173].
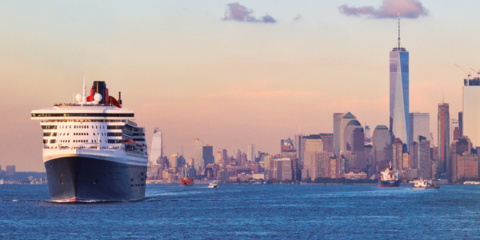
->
[1, 184, 480, 239]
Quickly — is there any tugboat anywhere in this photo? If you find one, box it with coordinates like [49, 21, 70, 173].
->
[378, 162, 400, 187]
[208, 181, 219, 188]
[180, 177, 194, 186]
[412, 179, 440, 189]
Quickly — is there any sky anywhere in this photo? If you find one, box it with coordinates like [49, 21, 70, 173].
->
[1, 0, 480, 172]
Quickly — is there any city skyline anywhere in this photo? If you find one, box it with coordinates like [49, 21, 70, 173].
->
[2, 0, 480, 171]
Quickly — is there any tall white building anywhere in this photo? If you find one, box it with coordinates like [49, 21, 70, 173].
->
[247, 144, 255, 163]
[193, 138, 204, 170]
[409, 113, 430, 144]
[463, 78, 480, 147]
[149, 128, 162, 164]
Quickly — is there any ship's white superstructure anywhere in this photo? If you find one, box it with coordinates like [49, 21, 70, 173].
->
[31, 80, 148, 202]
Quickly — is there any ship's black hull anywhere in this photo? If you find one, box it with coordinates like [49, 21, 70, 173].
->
[45, 156, 147, 202]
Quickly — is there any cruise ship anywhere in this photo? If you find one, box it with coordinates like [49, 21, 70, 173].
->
[31, 80, 148, 202]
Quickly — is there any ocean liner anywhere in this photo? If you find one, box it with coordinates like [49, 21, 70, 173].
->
[31, 80, 148, 202]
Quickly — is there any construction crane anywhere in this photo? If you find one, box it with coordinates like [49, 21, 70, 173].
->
[470, 68, 480, 79]
[455, 64, 471, 79]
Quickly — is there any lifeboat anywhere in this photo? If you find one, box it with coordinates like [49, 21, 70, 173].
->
[122, 139, 137, 144]
[180, 177, 194, 186]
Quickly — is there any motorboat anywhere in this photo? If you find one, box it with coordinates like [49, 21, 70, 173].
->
[412, 179, 440, 189]
[208, 181, 218, 188]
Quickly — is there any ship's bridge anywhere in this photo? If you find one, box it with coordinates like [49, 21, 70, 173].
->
[31, 105, 134, 121]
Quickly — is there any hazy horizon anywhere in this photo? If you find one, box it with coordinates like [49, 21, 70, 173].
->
[1, 0, 479, 171]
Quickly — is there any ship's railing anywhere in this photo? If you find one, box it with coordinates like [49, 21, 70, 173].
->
[53, 103, 119, 107]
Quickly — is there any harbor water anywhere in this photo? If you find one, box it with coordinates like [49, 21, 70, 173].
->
[1, 184, 479, 239]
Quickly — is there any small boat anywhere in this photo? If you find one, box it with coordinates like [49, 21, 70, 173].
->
[180, 177, 194, 186]
[208, 181, 219, 188]
[412, 179, 440, 189]
[464, 181, 480, 185]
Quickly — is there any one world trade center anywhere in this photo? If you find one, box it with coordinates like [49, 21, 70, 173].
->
[389, 15, 409, 150]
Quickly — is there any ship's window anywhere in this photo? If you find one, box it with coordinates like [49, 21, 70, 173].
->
[107, 133, 122, 136]
[50, 139, 56, 144]
[67, 133, 69, 136]
[43, 140, 47, 143]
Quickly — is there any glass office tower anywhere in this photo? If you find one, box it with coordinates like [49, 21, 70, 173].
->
[389, 17, 409, 150]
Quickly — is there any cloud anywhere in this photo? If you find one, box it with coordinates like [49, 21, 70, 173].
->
[293, 14, 303, 22]
[339, 0, 428, 19]
[223, 3, 277, 23]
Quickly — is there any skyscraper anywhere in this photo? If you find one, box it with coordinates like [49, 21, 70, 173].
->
[193, 138, 204, 170]
[458, 111, 463, 137]
[339, 112, 356, 153]
[392, 138, 404, 170]
[203, 145, 214, 165]
[149, 128, 162, 164]
[438, 102, 450, 174]
[409, 113, 430, 146]
[450, 118, 459, 144]
[333, 113, 345, 155]
[390, 16, 409, 150]
[343, 120, 366, 169]
[372, 125, 392, 174]
[247, 144, 255, 163]
[463, 77, 480, 147]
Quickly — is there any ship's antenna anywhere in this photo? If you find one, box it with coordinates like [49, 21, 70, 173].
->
[397, 13, 401, 49]
[82, 77, 87, 104]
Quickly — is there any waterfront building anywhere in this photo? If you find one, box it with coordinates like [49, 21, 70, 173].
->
[343, 120, 366, 169]
[247, 144, 255, 163]
[409, 113, 430, 147]
[339, 112, 357, 153]
[372, 125, 392, 174]
[6, 165, 15, 177]
[270, 158, 292, 181]
[295, 134, 307, 163]
[333, 113, 345, 155]
[459, 111, 463, 137]
[320, 133, 334, 153]
[170, 154, 178, 168]
[438, 102, 450, 174]
[450, 119, 459, 144]
[149, 128, 162, 164]
[202, 145, 214, 165]
[449, 137, 476, 182]
[312, 152, 334, 179]
[453, 127, 461, 142]
[402, 152, 409, 170]
[236, 150, 242, 165]
[215, 149, 225, 165]
[463, 78, 480, 147]
[390, 17, 409, 150]
[340, 150, 355, 173]
[418, 136, 431, 179]
[241, 152, 247, 166]
[303, 135, 323, 171]
[281, 138, 294, 152]
[193, 138, 204, 170]
[365, 125, 371, 145]
[392, 138, 404, 170]
[409, 141, 418, 169]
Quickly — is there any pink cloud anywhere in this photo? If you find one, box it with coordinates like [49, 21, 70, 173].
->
[339, 0, 429, 19]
